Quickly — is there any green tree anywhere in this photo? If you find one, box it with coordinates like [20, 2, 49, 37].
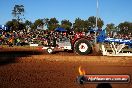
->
[18, 22, 25, 30]
[83, 20, 92, 32]
[73, 18, 83, 32]
[24, 20, 32, 30]
[106, 23, 116, 32]
[6, 19, 25, 31]
[12, 5, 24, 22]
[25, 20, 32, 26]
[34, 19, 44, 29]
[73, 18, 91, 32]
[6, 21, 13, 30]
[61, 19, 72, 31]
[88, 16, 104, 29]
[48, 18, 59, 30]
[118, 22, 132, 34]
[30, 24, 36, 30]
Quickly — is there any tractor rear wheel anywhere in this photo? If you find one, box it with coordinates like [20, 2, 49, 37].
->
[74, 39, 92, 55]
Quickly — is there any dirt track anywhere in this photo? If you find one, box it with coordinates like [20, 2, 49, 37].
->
[0, 47, 132, 88]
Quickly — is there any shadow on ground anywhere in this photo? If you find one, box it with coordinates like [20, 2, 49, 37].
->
[0, 50, 44, 65]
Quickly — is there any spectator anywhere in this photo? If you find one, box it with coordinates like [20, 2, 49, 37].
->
[8, 37, 13, 47]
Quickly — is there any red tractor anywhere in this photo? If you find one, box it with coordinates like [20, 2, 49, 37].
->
[42, 27, 132, 56]
[70, 32, 94, 55]
[42, 28, 95, 55]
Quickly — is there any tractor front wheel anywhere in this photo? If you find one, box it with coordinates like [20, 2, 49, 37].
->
[47, 48, 54, 54]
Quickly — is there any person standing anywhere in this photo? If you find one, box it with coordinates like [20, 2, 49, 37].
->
[8, 37, 13, 47]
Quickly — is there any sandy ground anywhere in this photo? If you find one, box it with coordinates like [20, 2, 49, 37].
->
[0, 47, 132, 88]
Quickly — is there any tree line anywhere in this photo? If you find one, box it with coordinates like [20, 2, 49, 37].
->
[6, 16, 104, 32]
[5, 4, 132, 34]
[6, 17, 132, 33]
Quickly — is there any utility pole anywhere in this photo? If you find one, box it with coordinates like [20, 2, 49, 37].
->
[95, 0, 99, 44]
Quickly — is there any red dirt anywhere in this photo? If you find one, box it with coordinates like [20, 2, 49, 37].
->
[0, 47, 132, 88]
